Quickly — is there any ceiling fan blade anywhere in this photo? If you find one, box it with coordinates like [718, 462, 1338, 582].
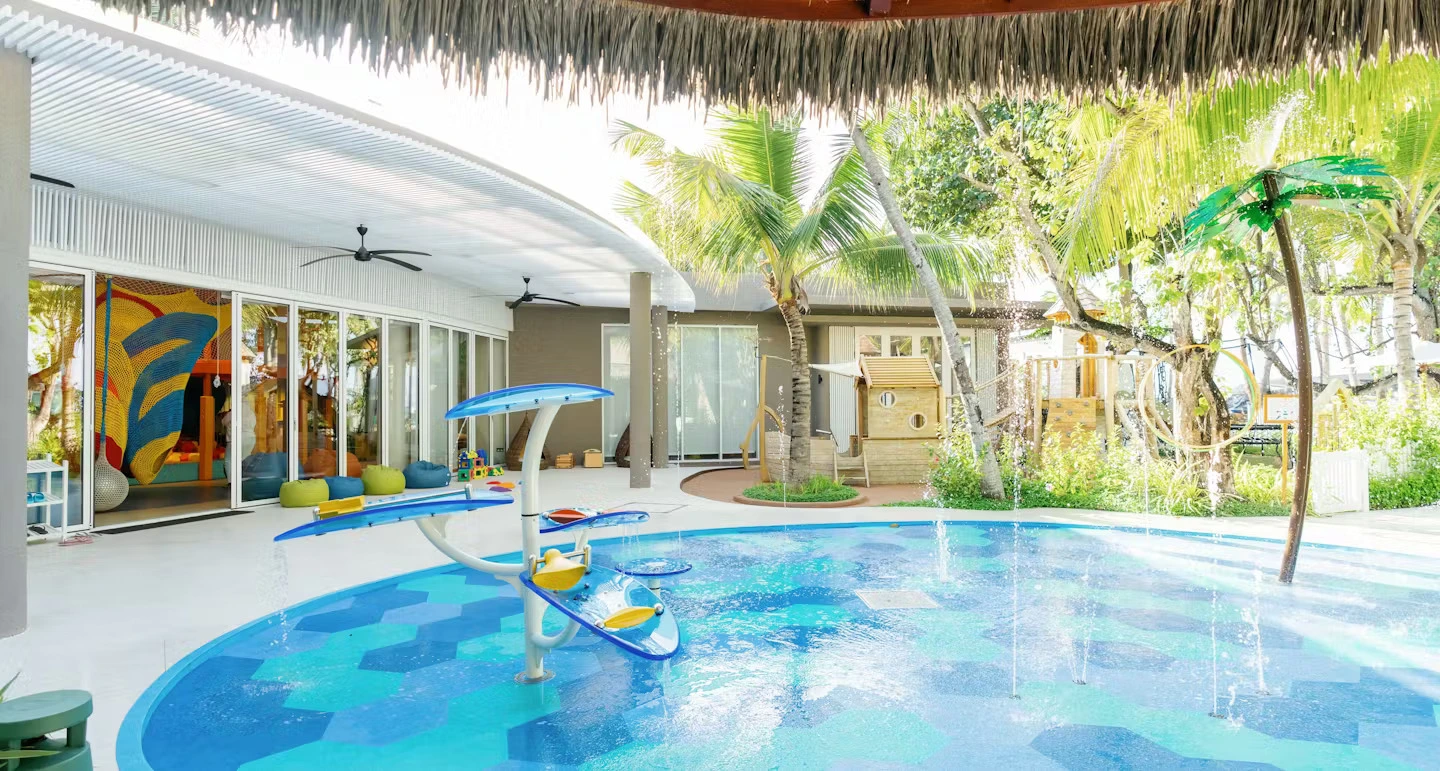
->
[374, 255, 422, 272]
[295, 245, 354, 251]
[505, 298, 524, 309]
[368, 249, 432, 257]
[534, 296, 582, 307]
[300, 254, 350, 268]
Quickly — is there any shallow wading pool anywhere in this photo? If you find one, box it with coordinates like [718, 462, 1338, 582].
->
[119, 522, 1440, 769]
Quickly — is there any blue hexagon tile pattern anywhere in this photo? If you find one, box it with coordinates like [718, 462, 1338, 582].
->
[123, 523, 1440, 769]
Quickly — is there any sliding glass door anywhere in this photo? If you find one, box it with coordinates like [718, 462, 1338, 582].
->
[602, 324, 758, 461]
[387, 320, 420, 468]
[238, 301, 289, 502]
[345, 314, 382, 476]
[298, 308, 341, 479]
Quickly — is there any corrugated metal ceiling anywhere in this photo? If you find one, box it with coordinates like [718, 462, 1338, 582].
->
[0, 0, 695, 311]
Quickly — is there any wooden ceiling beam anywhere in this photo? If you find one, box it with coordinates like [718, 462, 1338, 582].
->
[621, 0, 1166, 22]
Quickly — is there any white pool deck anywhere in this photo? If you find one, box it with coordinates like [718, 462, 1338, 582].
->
[4, 466, 1438, 770]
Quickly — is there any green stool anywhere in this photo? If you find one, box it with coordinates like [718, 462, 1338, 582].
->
[0, 690, 92, 770]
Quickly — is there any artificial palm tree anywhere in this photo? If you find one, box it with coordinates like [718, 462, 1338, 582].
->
[1185, 156, 1390, 584]
[614, 108, 993, 486]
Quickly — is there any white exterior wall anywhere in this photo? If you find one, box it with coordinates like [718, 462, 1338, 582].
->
[31, 184, 511, 335]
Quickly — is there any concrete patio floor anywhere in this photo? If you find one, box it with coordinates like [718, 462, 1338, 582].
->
[3, 465, 1437, 770]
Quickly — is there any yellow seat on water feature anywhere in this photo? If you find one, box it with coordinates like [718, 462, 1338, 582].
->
[532, 549, 586, 591]
[600, 605, 657, 630]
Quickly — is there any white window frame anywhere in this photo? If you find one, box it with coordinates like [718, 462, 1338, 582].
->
[855, 326, 976, 397]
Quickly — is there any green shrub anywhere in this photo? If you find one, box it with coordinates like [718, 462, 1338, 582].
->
[743, 476, 860, 503]
[1328, 385, 1440, 510]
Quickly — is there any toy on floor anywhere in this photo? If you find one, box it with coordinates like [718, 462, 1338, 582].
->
[275, 383, 682, 681]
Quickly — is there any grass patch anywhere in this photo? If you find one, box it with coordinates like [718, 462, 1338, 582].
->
[742, 476, 860, 503]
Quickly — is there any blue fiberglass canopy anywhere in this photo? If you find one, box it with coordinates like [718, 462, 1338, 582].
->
[444, 383, 613, 420]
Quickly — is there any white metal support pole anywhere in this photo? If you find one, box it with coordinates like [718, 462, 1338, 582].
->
[519, 403, 560, 682]
[630, 273, 652, 487]
[0, 49, 31, 638]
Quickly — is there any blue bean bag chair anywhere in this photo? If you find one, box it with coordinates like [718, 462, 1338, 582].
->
[325, 476, 365, 500]
[403, 461, 452, 489]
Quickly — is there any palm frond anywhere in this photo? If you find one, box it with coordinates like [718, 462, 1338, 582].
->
[714, 108, 810, 212]
[821, 232, 995, 308]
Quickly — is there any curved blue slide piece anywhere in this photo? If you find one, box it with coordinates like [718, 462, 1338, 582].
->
[521, 565, 680, 661]
[274, 492, 512, 542]
[539, 508, 650, 534]
[445, 383, 613, 419]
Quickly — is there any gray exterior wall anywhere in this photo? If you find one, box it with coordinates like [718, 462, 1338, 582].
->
[509, 305, 790, 460]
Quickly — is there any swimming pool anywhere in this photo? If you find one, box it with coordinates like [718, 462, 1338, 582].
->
[120, 522, 1440, 769]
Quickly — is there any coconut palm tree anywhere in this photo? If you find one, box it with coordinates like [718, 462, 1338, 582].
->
[848, 118, 1005, 497]
[613, 108, 994, 487]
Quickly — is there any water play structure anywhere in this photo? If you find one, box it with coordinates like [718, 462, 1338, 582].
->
[273, 383, 682, 682]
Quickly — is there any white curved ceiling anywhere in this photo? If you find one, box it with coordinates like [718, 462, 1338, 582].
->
[0, 0, 695, 312]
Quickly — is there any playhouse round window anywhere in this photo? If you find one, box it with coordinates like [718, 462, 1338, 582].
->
[908, 413, 927, 430]
[878, 391, 897, 408]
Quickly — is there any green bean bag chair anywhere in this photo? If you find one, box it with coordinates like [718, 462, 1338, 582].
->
[279, 478, 330, 508]
[403, 461, 452, 489]
[362, 465, 405, 496]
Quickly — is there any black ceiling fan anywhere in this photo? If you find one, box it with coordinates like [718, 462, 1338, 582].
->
[497, 277, 581, 309]
[299, 225, 430, 272]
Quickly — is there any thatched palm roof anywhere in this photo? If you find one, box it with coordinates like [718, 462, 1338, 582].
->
[119, 0, 1440, 110]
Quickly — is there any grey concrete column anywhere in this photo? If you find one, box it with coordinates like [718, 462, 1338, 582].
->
[651, 305, 669, 469]
[629, 273, 652, 488]
[1, 50, 31, 639]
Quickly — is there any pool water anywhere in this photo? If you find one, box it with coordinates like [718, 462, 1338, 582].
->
[122, 523, 1440, 769]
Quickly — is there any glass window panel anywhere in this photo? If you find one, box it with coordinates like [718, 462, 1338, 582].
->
[889, 336, 913, 357]
[27, 269, 86, 529]
[668, 326, 681, 460]
[473, 336, 491, 464]
[345, 314, 381, 476]
[720, 328, 758, 456]
[859, 334, 882, 357]
[920, 336, 943, 383]
[681, 326, 721, 457]
[602, 325, 630, 459]
[454, 330, 469, 456]
[427, 325, 450, 464]
[239, 302, 289, 501]
[298, 309, 340, 479]
[388, 320, 420, 468]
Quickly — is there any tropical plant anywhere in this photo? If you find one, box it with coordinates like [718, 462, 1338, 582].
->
[1184, 156, 1390, 583]
[613, 108, 993, 484]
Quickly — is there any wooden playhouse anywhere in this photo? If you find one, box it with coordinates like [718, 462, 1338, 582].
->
[854, 356, 943, 484]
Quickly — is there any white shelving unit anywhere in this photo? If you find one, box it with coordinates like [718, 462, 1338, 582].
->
[26, 455, 70, 543]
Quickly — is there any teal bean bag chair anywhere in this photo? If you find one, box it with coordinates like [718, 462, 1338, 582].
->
[404, 461, 452, 489]
[279, 478, 330, 508]
[361, 465, 405, 496]
[325, 476, 364, 500]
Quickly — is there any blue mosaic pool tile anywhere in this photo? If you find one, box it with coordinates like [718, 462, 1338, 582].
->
[350, 587, 429, 611]
[295, 605, 386, 633]
[322, 694, 450, 746]
[143, 656, 332, 771]
[129, 524, 1440, 770]
[359, 640, 460, 673]
[1031, 724, 1281, 769]
[381, 601, 463, 626]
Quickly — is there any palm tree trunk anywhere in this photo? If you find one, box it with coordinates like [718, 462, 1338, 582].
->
[850, 124, 1004, 498]
[1391, 231, 1419, 393]
[1264, 172, 1313, 585]
[777, 298, 811, 486]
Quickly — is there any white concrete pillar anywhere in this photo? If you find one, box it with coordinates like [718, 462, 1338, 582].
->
[1, 50, 31, 639]
[629, 273, 652, 488]
[651, 305, 668, 469]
